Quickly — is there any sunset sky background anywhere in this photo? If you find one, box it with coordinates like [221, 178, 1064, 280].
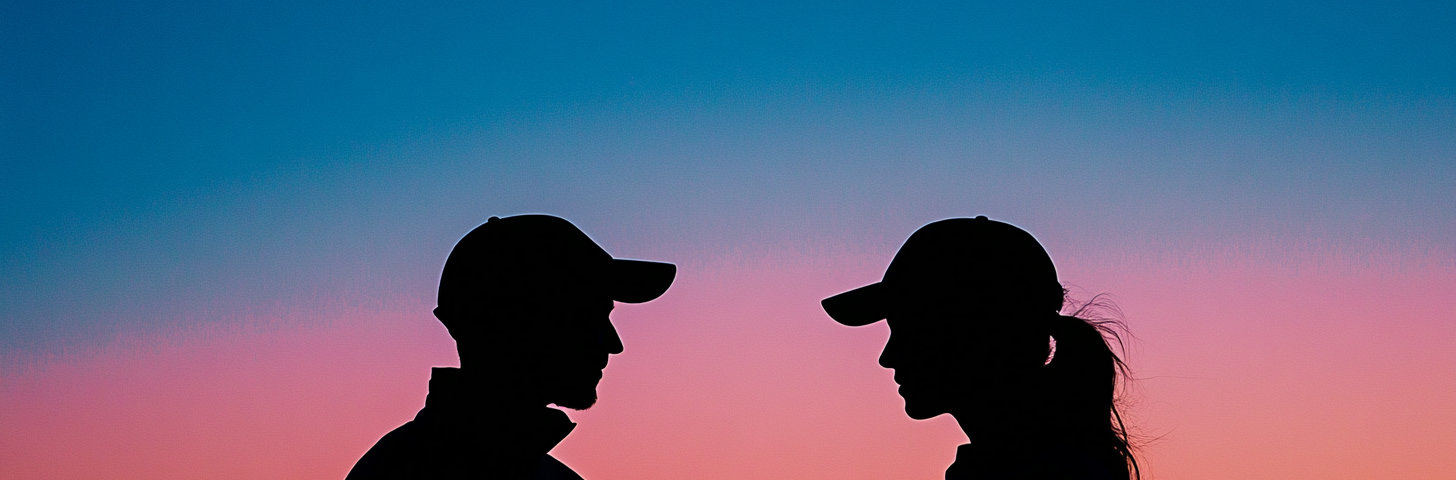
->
[3, 1, 1454, 479]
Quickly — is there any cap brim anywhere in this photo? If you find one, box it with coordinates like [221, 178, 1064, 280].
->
[821, 282, 892, 326]
[607, 259, 677, 303]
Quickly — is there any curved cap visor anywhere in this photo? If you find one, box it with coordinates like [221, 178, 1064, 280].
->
[822, 282, 892, 327]
[608, 259, 677, 303]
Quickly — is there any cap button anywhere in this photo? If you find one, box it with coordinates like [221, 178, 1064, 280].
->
[975, 215, 988, 221]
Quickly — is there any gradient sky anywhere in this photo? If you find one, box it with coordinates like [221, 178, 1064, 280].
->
[2, 1, 1453, 479]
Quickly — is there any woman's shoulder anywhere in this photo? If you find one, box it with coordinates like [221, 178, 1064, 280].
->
[946, 443, 1117, 480]
[1028, 444, 1117, 480]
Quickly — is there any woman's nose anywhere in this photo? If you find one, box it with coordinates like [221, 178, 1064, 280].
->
[879, 333, 900, 369]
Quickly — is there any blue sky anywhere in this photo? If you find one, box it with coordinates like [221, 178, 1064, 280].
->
[3, 0, 1453, 356]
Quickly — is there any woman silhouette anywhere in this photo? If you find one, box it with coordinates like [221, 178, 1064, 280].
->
[822, 217, 1138, 480]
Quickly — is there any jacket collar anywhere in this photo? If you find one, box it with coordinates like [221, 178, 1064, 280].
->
[416, 367, 577, 454]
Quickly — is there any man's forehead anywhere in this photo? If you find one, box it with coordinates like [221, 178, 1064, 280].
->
[496, 291, 614, 310]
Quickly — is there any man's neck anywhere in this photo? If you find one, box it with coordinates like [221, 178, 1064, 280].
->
[439, 365, 553, 411]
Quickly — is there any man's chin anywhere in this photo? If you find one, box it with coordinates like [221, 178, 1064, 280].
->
[545, 370, 604, 410]
[548, 387, 599, 410]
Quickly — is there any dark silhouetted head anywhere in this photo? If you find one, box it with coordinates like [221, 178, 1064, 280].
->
[823, 216, 1060, 421]
[822, 216, 1137, 478]
[434, 215, 675, 410]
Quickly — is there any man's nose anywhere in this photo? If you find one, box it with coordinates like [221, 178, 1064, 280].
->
[599, 320, 624, 355]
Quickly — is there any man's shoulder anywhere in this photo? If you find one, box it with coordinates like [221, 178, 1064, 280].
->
[345, 420, 427, 480]
[346, 419, 590, 480]
[536, 454, 585, 480]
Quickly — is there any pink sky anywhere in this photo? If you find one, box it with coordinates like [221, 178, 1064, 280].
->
[4, 253, 1451, 479]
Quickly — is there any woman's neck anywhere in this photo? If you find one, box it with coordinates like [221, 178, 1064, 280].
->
[950, 398, 1050, 447]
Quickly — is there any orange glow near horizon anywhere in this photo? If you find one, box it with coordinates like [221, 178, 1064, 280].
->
[3, 256, 1452, 479]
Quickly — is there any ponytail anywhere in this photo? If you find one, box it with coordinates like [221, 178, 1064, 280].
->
[1042, 300, 1139, 480]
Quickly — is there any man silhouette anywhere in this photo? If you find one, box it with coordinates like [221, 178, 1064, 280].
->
[347, 215, 676, 480]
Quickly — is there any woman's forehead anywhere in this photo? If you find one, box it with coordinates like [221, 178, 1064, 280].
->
[886, 312, 972, 331]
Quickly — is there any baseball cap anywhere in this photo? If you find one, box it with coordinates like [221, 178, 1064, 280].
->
[821, 216, 1063, 327]
[436, 215, 676, 310]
